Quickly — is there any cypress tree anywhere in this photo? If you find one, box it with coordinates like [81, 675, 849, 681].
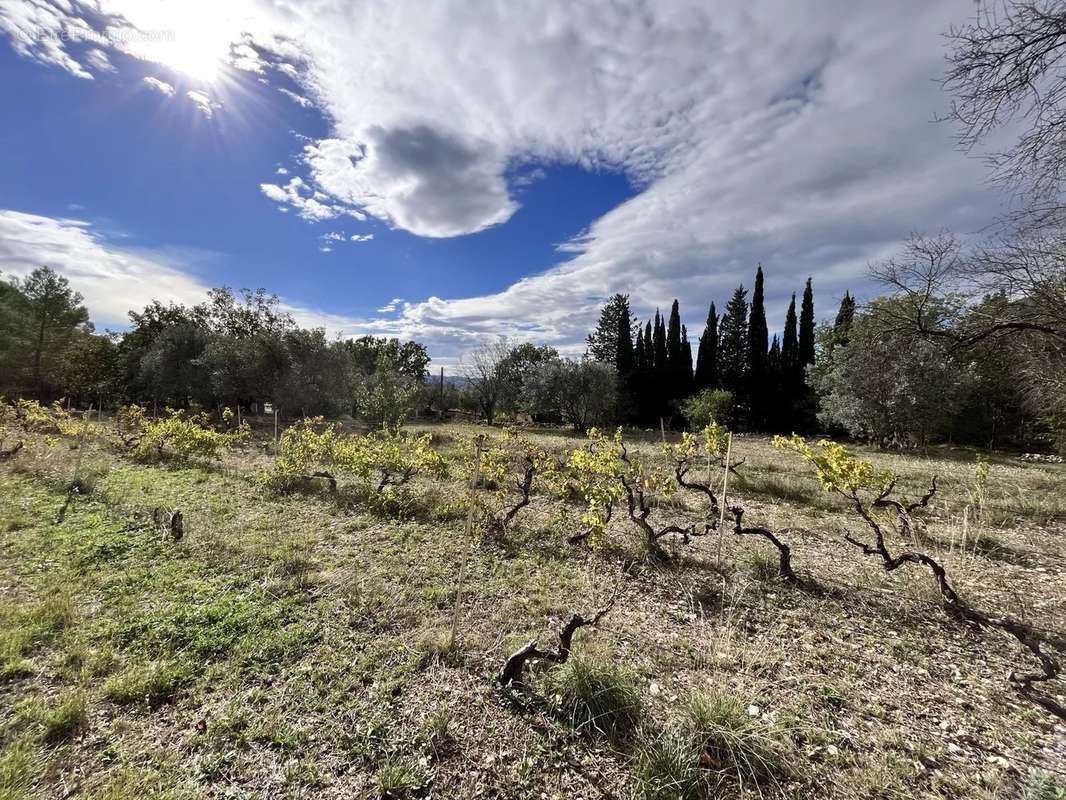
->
[615, 302, 635, 376]
[666, 299, 684, 402]
[718, 286, 748, 420]
[615, 300, 636, 422]
[745, 266, 769, 429]
[693, 302, 718, 392]
[834, 291, 855, 346]
[799, 277, 815, 368]
[796, 277, 817, 432]
[680, 324, 693, 397]
[643, 320, 654, 369]
[782, 294, 798, 377]
[653, 310, 667, 371]
[781, 294, 799, 430]
[766, 334, 782, 431]
[634, 325, 646, 371]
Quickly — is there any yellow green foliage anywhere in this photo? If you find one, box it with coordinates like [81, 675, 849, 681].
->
[341, 429, 448, 490]
[261, 422, 446, 496]
[454, 428, 561, 534]
[123, 406, 249, 462]
[260, 417, 342, 491]
[663, 422, 728, 464]
[772, 434, 890, 495]
[566, 427, 628, 549]
[8, 399, 98, 438]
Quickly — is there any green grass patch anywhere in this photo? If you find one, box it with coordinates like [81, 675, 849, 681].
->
[104, 661, 193, 707]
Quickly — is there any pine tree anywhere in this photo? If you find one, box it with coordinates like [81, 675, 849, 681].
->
[693, 302, 718, 392]
[745, 266, 769, 429]
[718, 286, 748, 420]
[834, 291, 855, 346]
[586, 293, 634, 366]
[680, 324, 693, 397]
[799, 277, 815, 368]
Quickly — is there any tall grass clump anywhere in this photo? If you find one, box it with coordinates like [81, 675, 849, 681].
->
[548, 649, 642, 739]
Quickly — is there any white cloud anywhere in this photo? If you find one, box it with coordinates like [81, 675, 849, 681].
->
[0, 209, 381, 340]
[350, 233, 373, 242]
[260, 176, 345, 221]
[142, 76, 174, 96]
[0, 0, 1018, 363]
[0, 209, 210, 324]
[275, 166, 288, 175]
[279, 87, 312, 108]
[85, 48, 115, 73]
[377, 297, 404, 313]
[186, 89, 221, 118]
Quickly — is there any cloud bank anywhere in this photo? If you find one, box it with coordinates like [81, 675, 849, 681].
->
[0, 0, 1012, 365]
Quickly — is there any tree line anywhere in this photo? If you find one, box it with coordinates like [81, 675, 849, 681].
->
[585, 268, 821, 433]
[0, 267, 431, 428]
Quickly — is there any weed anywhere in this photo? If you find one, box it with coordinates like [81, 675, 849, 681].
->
[548, 649, 643, 739]
[18, 693, 88, 743]
[0, 737, 43, 800]
[104, 661, 192, 707]
[632, 730, 718, 800]
[377, 754, 429, 798]
[682, 689, 791, 786]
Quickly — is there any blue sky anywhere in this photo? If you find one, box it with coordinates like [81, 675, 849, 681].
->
[0, 1, 1010, 365]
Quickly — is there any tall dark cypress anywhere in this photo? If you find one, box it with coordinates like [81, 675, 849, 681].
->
[718, 286, 748, 413]
[643, 320, 654, 368]
[834, 291, 855, 347]
[653, 310, 668, 371]
[799, 277, 815, 369]
[693, 302, 718, 392]
[680, 324, 693, 397]
[666, 299, 683, 402]
[634, 325, 646, 371]
[745, 266, 769, 429]
[766, 334, 782, 431]
[782, 294, 798, 378]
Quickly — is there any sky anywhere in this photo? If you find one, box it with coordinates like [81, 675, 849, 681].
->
[0, 0, 1012, 367]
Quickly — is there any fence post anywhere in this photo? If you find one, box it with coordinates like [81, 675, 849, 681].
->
[716, 432, 733, 568]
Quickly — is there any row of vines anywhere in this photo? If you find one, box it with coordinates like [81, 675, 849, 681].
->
[1, 397, 1062, 723]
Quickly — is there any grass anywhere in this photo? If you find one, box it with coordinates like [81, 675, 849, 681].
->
[0, 421, 1063, 798]
[103, 661, 193, 707]
[548, 649, 643, 739]
[377, 754, 429, 798]
[681, 689, 792, 786]
[17, 693, 88, 743]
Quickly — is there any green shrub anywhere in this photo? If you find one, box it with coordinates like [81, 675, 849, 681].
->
[681, 389, 733, 430]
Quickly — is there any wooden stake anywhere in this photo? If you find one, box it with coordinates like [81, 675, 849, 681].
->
[449, 435, 484, 649]
[660, 417, 666, 443]
[716, 432, 733, 568]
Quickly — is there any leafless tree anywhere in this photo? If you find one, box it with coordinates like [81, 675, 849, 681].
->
[945, 0, 1066, 222]
[460, 338, 512, 426]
